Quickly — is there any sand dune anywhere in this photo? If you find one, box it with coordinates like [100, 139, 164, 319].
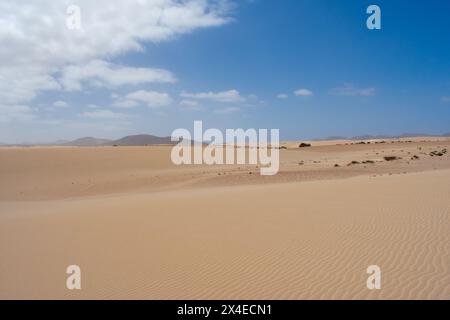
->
[0, 139, 449, 299]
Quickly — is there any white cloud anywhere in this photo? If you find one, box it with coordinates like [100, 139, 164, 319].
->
[214, 106, 241, 114]
[179, 99, 201, 110]
[112, 99, 140, 109]
[0, 0, 231, 120]
[294, 88, 313, 97]
[441, 96, 450, 103]
[181, 89, 245, 103]
[81, 109, 130, 120]
[0, 104, 36, 123]
[330, 84, 376, 97]
[121, 90, 173, 108]
[277, 94, 288, 99]
[52, 100, 70, 108]
[180, 99, 199, 107]
[0, 66, 60, 104]
[60, 60, 176, 91]
[112, 90, 173, 108]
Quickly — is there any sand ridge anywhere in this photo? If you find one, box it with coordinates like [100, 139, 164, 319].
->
[1, 138, 449, 201]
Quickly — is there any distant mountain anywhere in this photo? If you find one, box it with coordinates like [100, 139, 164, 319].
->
[3, 131, 449, 147]
[110, 134, 174, 146]
[351, 134, 391, 140]
[64, 137, 112, 146]
[316, 135, 390, 141]
[2, 140, 69, 147]
[395, 133, 434, 138]
[318, 133, 450, 141]
[2, 134, 176, 147]
[323, 136, 348, 141]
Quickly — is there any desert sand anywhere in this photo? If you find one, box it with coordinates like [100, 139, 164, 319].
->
[0, 137, 449, 299]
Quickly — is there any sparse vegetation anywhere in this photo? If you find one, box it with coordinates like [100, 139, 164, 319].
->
[429, 149, 447, 157]
[299, 143, 311, 148]
[430, 151, 443, 157]
[384, 156, 400, 161]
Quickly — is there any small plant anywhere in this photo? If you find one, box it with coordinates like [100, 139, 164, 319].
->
[299, 143, 311, 148]
[384, 156, 400, 161]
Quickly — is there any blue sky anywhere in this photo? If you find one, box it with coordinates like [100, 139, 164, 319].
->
[1, 0, 450, 143]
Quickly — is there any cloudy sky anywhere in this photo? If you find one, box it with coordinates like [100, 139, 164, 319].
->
[1, 0, 449, 143]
